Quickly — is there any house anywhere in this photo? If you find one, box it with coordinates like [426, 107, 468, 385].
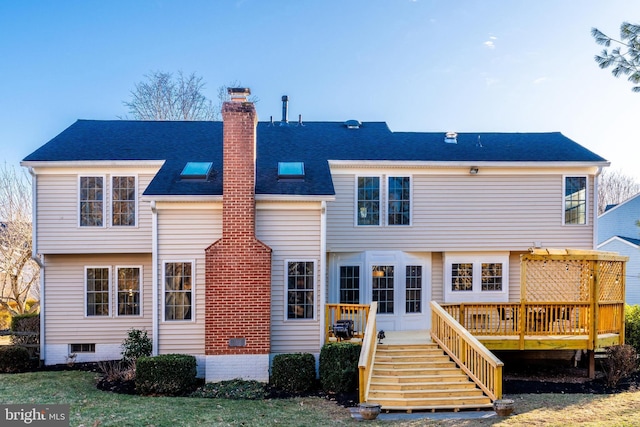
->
[22, 88, 611, 385]
[598, 193, 640, 305]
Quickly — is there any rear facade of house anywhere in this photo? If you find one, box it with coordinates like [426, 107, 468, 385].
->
[22, 91, 609, 381]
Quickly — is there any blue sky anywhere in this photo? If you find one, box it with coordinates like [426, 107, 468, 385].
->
[2, 1, 639, 179]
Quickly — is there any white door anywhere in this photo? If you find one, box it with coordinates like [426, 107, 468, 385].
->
[331, 251, 430, 332]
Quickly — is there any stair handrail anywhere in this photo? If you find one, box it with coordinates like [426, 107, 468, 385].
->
[357, 301, 378, 403]
[430, 301, 504, 400]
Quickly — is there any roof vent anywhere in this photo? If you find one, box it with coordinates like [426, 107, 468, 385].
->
[444, 131, 457, 144]
[344, 120, 361, 129]
[280, 95, 289, 126]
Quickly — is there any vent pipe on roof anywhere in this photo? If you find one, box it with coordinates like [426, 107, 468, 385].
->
[281, 95, 289, 126]
[444, 131, 457, 144]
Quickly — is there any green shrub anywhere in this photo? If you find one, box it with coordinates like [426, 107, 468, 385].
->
[191, 379, 266, 399]
[625, 305, 640, 353]
[319, 342, 361, 394]
[121, 328, 152, 363]
[10, 313, 39, 358]
[135, 354, 197, 396]
[270, 353, 317, 393]
[0, 345, 32, 373]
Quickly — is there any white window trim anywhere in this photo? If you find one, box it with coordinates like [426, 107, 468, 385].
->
[284, 259, 317, 322]
[115, 265, 143, 317]
[354, 175, 382, 227]
[443, 252, 509, 303]
[78, 175, 106, 228]
[387, 175, 413, 226]
[562, 175, 588, 226]
[337, 263, 364, 305]
[161, 260, 196, 323]
[84, 265, 111, 317]
[111, 175, 139, 228]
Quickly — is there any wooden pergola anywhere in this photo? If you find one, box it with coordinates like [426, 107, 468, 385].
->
[442, 248, 628, 378]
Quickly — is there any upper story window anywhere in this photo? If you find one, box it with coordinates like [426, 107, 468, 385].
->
[112, 176, 136, 226]
[388, 177, 411, 225]
[79, 176, 104, 227]
[287, 261, 315, 320]
[357, 177, 380, 225]
[444, 253, 509, 303]
[564, 176, 587, 225]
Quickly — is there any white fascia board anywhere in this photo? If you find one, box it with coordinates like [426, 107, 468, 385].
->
[255, 194, 335, 202]
[328, 160, 610, 169]
[598, 236, 640, 250]
[141, 195, 223, 203]
[21, 160, 165, 170]
[597, 192, 640, 219]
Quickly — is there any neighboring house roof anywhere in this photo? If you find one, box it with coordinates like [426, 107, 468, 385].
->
[22, 120, 608, 197]
[598, 235, 640, 249]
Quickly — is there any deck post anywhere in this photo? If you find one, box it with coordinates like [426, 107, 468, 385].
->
[587, 350, 595, 379]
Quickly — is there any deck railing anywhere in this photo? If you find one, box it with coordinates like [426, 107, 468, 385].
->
[441, 301, 624, 338]
[357, 302, 378, 403]
[431, 301, 503, 401]
[325, 303, 370, 342]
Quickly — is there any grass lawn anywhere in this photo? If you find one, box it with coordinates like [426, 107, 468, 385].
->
[1, 371, 640, 426]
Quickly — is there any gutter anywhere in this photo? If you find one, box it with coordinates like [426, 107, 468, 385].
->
[593, 167, 603, 250]
[27, 167, 45, 363]
[151, 201, 159, 356]
[319, 201, 327, 347]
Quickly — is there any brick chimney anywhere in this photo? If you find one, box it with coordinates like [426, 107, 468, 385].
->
[205, 88, 272, 359]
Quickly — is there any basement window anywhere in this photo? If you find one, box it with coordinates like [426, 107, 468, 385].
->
[181, 162, 213, 180]
[278, 162, 305, 180]
[70, 343, 95, 353]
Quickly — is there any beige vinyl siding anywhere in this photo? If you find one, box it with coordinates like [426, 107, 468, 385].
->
[256, 203, 323, 354]
[431, 252, 443, 302]
[156, 204, 221, 355]
[327, 173, 596, 252]
[43, 254, 152, 345]
[36, 170, 156, 254]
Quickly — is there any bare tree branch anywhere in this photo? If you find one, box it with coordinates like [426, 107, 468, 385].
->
[598, 168, 640, 215]
[0, 163, 40, 315]
[124, 71, 218, 120]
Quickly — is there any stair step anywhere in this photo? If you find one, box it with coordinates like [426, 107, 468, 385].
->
[375, 354, 451, 363]
[368, 402, 495, 412]
[369, 381, 477, 391]
[373, 366, 459, 376]
[368, 388, 485, 399]
[370, 395, 492, 407]
[377, 344, 438, 351]
[371, 374, 470, 383]
[373, 362, 455, 369]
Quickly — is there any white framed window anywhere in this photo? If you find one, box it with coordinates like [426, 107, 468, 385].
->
[444, 253, 509, 303]
[79, 176, 105, 227]
[356, 175, 412, 227]
[286, 260, 316, 320]
[85, 266, 110, 316]
[563, 176, 587, 225]
[163, 261, 194, 321]
[356, 176, 381, 226]
[116, 266, 142, 316]
[112, 176, 137, 227]
[339, 265, 361, 304]
[388, 176, 411, 226]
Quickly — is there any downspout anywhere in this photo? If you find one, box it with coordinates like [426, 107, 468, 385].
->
[593, 167, 603, 250]
[319, 201, 327, 346]
[151, 200, 159, 356]
[28, 167, 45, 363]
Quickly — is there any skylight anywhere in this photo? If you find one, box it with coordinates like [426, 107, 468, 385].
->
[181, 162, 213, 180]
[278, 162, 305, 180]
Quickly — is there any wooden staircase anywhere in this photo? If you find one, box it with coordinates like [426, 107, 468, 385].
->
[366, 343, 494, 412]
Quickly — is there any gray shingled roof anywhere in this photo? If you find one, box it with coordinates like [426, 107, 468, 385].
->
[22, 120, 608, 197]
